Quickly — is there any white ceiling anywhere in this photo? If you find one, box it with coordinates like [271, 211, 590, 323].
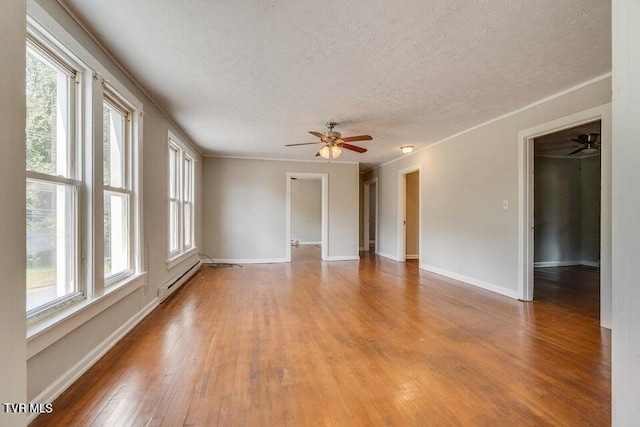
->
[62, 0, 611, 170]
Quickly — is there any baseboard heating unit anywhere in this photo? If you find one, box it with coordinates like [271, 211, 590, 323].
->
[158, 260, 201, 302]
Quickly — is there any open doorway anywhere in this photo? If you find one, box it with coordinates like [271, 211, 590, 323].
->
[532, 121, 602, 319]
[286, 172, 328, 262]
[398, 166, 420, 263]
[363, 178, 377, 253]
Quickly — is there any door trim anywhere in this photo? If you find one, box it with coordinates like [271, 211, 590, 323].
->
[363, 177, 378, 252]
[286, 172, 328, 262]
[518, 104, 612, 328]
[397, 165, 421, 262]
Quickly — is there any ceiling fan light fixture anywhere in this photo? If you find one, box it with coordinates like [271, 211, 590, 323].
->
[319, 144, 342, 160]
[401, 145, 414, 154]
[583, 148, 599, 154]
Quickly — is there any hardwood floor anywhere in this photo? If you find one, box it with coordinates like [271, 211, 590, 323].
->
[32, 248, 610, 426]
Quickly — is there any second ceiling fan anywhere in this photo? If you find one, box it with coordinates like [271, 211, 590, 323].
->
[285, 122, 372, 160]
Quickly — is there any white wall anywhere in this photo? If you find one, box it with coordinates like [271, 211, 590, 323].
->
[291, 179, 321, 243]
[368, 76, 611, 298]
[612, 0, 640, 423]
[202, 158, 359, 261]
[534, 156, 599, 265]
[25, 0, 203, 405]
[0, 0, 28, 425]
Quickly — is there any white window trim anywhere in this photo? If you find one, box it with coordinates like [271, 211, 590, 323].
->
[26, 20, 85, 323]
[25, 7, 146, 336]
[102, 89, 136, 286]
[167, 131, 197, 266]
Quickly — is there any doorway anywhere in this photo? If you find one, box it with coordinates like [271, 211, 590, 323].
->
[286, 172, 328, 262]
[533, 121, 602, 318]
[518, 104, 612, 328]
[398, 165, 421, 262]
[363, 178, 377, 253]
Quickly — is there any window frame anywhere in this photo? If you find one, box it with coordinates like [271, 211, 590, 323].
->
[167, 132, 196, 265]
[25, 27, 85, 321]
[25, 13, 146, 330]
[102, 90, 135, 286]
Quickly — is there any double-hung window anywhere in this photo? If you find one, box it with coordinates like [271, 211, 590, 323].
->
[25, 35, 82, 316]
[103, 92, 134, 284]
[25, 17, 144, 324]
[168, 133, 195, 262]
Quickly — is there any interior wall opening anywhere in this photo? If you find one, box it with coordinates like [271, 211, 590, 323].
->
[532, 120, 602, 319]
[405, 171, 419, 263]
[290, 177, 322, 261]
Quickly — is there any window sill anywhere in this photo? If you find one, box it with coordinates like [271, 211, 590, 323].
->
[26, 272, 146, 359]
[166, 247, 198, 270]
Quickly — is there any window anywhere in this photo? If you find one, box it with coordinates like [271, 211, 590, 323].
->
[25, 18, 144, 323]
[168, 134, 195, 261]
[103, 93, 133, 284]
[25, 34, 83, 314]
[25, 37, 82, 316]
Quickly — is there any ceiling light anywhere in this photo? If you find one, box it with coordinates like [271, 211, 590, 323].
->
[319, 144, 342, 160]
[401, 145, 414, 154]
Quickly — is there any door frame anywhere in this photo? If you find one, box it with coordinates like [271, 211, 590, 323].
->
[397, 165, 421, 262]
[363, 177, 378, 252]
[518, 103, 612, 328]
[286, 172, 328, 262]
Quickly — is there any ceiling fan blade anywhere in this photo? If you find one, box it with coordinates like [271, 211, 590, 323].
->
[341, 135, 372, 142]
[568, 147, 586, 155]
[285, 142, 323, 146]
[309, 131, 325, 139]
[536, 145, 581, 152]
[338, 143, 367, 153]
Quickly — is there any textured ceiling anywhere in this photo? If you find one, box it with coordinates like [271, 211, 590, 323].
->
[62, 0, 611, 170]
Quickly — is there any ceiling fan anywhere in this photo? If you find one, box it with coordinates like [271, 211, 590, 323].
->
[536, 133, 601, 156]
[285, 122, 372, 160]
[567, 133, 601, 155]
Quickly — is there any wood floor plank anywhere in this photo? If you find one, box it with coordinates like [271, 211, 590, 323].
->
[31, 247, 610, 426]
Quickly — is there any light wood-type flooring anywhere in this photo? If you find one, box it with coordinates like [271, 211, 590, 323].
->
[31, 246, 610, 426]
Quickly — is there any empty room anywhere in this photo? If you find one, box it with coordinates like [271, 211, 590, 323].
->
[2, 0, 640, 426]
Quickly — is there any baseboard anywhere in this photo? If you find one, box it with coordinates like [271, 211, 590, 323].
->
[28, 298, 160, 423]
[534, 260, 601, 268]
[419, 264, 520, 299]
[405, 254, 419, 260]
[205, 258, 288, 264]
[581, 260, 600, 267]
[325, 255, 360, 261]
[377, 251, 401, 262]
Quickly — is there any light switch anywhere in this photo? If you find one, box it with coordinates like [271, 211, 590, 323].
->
[503, 200, 509, 209]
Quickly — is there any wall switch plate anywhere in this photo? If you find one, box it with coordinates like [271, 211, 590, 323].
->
[503, 200, 509, 209]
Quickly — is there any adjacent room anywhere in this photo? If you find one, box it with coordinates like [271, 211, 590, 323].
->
[2, 0, 640, 426]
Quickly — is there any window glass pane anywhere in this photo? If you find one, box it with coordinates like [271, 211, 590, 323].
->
[169, 145, 178, 199]
[26, 46, 72, 177]
[26, 180, 76, 311]
[184, 202, 192, 249]
[103, 101, 126, 188]
[104, 192, 130, 279]
[169, 199, 179, 252]
[183, 157, 192, 203]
